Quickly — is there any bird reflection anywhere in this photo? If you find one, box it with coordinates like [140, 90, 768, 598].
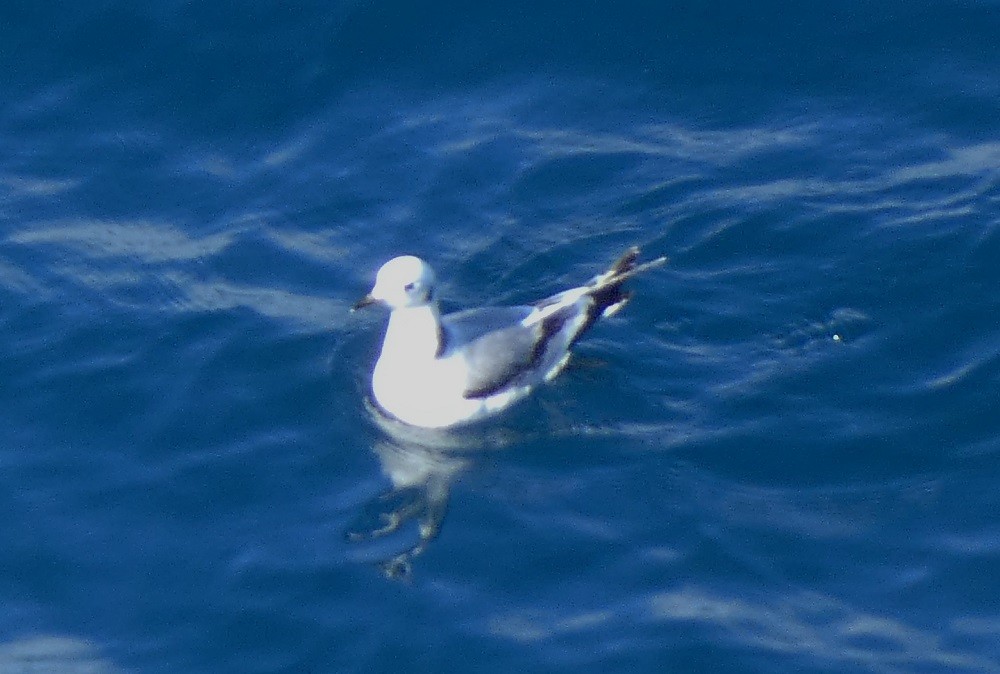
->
[347, 438, 464, 579]
[347, 399, 522, 580]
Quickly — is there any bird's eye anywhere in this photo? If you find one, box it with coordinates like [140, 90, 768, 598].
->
[404, 282, 416, 292]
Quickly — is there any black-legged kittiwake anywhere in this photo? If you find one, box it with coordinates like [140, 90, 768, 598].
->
[353, 246, 667, 428]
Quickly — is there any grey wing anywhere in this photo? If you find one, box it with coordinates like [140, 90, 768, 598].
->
[441, 306, 534, 343]
[439, 307, 541, 398]
[444, 304, 582, 399]
[454, 322, 545, 399]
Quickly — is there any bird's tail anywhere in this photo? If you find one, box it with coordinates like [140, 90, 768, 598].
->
[587, 246, 668, 318]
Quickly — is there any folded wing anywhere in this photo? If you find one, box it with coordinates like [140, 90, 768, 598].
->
[442, 305, 580, 399]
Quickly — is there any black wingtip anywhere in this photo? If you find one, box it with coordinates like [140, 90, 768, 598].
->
[602, 247, 668, 283]
[586, 246, 668, 317]
[609, 246, 642, 275]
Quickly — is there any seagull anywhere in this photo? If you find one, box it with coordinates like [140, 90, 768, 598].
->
[353, 246, 667, 429]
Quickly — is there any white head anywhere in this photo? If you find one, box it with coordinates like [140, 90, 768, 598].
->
[354, 255, 437, 310]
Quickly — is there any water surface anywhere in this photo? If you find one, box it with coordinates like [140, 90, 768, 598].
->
[1, 2, 999, 672]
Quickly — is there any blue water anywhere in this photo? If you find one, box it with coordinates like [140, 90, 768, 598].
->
[2, 1, 1000, 672]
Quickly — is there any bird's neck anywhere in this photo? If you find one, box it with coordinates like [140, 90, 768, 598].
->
[380, 304, 443, 362]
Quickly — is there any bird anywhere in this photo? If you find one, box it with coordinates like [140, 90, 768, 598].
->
[352, 246, 667, 429]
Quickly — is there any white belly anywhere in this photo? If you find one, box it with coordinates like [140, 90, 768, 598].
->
[371, 354, 531, 428]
